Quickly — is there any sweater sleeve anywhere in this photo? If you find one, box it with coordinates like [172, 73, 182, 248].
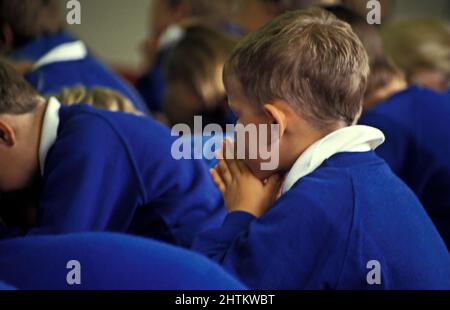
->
[192, 181, 354, 290]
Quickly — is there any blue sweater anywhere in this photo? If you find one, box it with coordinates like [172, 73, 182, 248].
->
[10, 32, 147, 113]
[16, 105, 225, 247]
[192, 152, 450, 290]
[360, 87, 450, 248]
[0, 281, 15, 290]
[0, 233, 245, 290]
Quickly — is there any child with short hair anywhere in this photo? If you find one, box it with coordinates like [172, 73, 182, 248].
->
[192, 8, 450, 289]
[0, 86, 139, 231]
[0, 60, 224, 247]
[164, 22, 236, 130]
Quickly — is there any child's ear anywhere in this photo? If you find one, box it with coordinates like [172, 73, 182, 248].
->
[263, 103, 287, 138]
[0, 120, 16, 147]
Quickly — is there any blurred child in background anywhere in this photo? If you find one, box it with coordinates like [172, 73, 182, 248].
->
[137, 0, 241, 118]
[164, 22, 236, 130]
[0, 60, 225, 247]
[326, 5, 450, 249]
[381, 19, 450, 93]
[0, 0, 147, 113]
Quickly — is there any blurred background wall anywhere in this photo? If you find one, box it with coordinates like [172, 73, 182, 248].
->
[62, 0, 151, 68]
[61, 0, 450, 68]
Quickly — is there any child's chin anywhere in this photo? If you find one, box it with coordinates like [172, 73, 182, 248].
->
[246, 159, 279, 180]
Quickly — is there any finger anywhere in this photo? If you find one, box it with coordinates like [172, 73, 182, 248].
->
[223, 139, 241, 176]
[236, 159, 251, 173]
[217, 158, 232, 185]
[210, 168, 226, 195]
[265, 174, 283, 191]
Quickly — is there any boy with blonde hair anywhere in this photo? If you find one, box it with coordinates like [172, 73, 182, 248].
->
[192, 8, 450, 289]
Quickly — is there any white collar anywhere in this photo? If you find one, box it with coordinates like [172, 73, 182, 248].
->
[32, 41, 87, 70]
[281, 125, 385, 194]
[39, 97, 61, 176]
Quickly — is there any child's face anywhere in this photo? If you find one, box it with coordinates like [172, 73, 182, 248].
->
[227, 94, 282, 180]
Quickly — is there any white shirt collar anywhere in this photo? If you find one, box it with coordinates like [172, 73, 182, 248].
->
[281, 125, 385, 194]
[32, 41, 87, 71]
[39, 97, 61, 176]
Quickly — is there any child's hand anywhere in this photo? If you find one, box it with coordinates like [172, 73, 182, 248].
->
[210, 139, 283, 218]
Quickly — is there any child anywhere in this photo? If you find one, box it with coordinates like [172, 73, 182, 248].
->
[0, 86, 140, 231]
[164, 22, 236, 130]
[137, 0, 241, 117]
[326, 5, 450, 249]
[0, 61, 224, 247]
[191, 8, 450, 289]
[0, 0, 147, 113]
[0, 232, 245, 290]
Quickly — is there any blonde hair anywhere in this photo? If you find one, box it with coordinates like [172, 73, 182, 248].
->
[55, 86, 139, 115]
[224, 8, 370, 129]
[381, 19, 450, 88]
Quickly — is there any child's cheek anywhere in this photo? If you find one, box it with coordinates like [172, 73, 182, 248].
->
[245, 158, 274, 181]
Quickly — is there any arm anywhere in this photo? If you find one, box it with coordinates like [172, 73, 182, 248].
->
[192, 139, 351, 289]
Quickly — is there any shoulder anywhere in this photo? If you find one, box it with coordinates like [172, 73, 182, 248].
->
[57, 105, 120, 141]
[277, 164, 355, 221]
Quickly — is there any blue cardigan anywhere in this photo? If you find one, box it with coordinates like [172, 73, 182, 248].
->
[12, 104, 225, 247]
[360, 87, 450, 248]
[193, 152, 450, 290]
[10, 32, 147, 113]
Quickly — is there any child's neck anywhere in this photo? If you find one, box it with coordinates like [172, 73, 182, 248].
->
[364, 78, 408, 111]
[284, 122, 346, 173]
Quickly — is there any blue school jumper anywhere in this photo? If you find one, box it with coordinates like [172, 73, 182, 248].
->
[9, 32, 147, 113]
[0, 281, 15, 290]
[192, 152, 450, 290]
[360, 87, 450, 248]
[24, 104, 224, 247]
[0, 233, 245, 290]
